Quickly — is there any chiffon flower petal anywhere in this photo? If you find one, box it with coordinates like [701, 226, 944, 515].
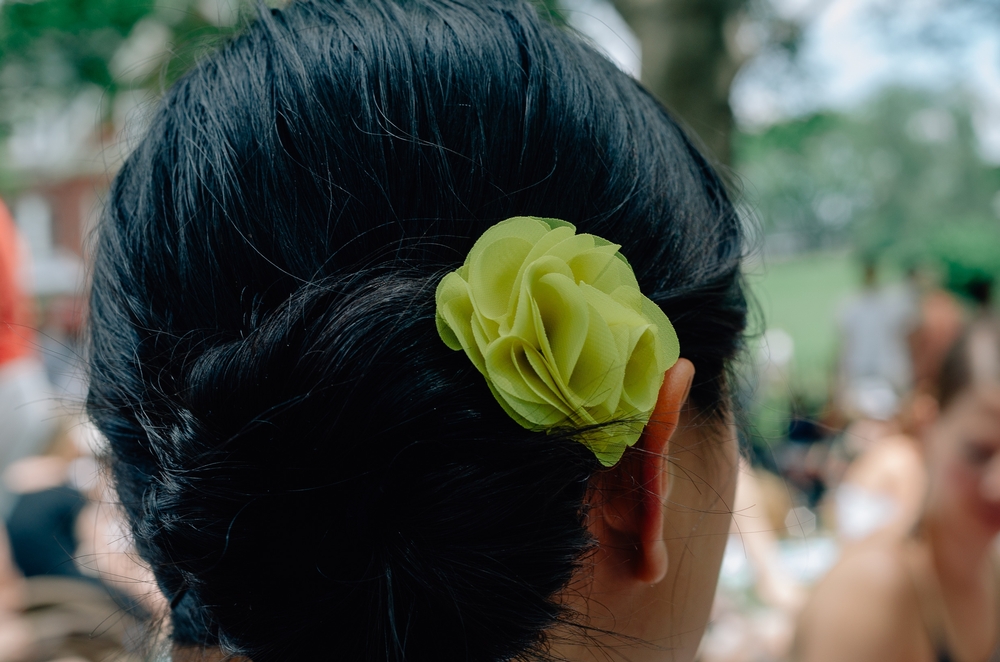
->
[435, 216, 681, 466]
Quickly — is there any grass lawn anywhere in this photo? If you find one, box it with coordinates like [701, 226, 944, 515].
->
[747, 251, 863, 402]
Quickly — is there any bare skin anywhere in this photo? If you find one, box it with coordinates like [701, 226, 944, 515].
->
[550, 358, 740, 662]
[797, 385, 1000, 662]
[836, 432, 927, 541]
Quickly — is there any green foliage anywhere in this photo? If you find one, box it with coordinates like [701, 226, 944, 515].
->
[0, 0, 244, 130]
[747, 251, 858, 396]
[925, 219, 1000, 297]
[736, 87, 1000, 411]
[0, 0, 563, 139]
[0, 0, 570, 143]
[2, 0, 155, 61]
[735, 88, 1000, 274]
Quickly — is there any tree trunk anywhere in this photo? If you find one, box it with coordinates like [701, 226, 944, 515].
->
[610, 0, 744, 165]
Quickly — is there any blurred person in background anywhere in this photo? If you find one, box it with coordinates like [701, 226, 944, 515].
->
[0, 199, 57, 521]
[835, 259, 919, 428]
[37, 296, 87, 405]
[827, 259, 923, 545]
[831, 265, 967, 545]
[0, 422, 151, 662]
[910, 266, 965, 396]
[0, 199, 147, 661]
[832, 392, 929, 544]
[796, 318, 1000, 662]
[782, 393, 830, 511]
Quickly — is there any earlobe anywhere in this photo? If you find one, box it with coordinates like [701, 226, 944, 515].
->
[592, 359, 695, 585]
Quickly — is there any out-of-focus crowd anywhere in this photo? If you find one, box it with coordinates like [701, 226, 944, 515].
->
[700, 259, 1000, 661]
[0, 199, 165, 662]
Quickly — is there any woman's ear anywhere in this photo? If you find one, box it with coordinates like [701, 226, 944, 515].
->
[589, 359, 695, 585]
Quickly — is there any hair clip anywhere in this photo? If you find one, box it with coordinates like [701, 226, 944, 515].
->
[435, 216, 679, 466]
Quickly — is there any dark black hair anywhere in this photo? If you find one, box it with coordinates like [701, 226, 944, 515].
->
[966, 275, 993, 308]
[86, 1, 746, 660]
[938, 317, 1000, 410]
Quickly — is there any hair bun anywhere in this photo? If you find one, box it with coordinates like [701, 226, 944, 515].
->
[115, 276, 594, 661]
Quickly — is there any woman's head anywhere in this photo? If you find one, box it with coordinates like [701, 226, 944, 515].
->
[86, 1, 746, 660]
[924, 319, 1000, 535]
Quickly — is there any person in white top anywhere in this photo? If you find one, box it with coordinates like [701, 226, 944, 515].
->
[836, 261, 920, 421]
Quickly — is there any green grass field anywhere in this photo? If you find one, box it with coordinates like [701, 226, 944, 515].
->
[740, 251, 864, 445]
[747, 251, 863, 401]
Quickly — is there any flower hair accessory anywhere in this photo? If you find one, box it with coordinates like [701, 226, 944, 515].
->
[435, 216, 680, 466]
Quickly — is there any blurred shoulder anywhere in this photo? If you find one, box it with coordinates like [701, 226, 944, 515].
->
[844, 434, 923, 487]
[808, 536, 913, 608]
[795, 536, 926, 662]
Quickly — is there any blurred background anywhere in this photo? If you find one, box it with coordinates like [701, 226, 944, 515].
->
[0, 0, 998, 660]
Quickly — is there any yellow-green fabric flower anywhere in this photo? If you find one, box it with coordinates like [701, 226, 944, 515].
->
[435, 216, 680, 466]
